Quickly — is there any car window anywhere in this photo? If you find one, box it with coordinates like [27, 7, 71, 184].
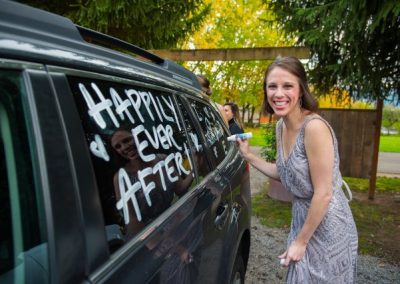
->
[187, 98, 230, 167]
[68, 77, 196, 245]
[0, 70, 48, 284]
[175, 96, 211, 179]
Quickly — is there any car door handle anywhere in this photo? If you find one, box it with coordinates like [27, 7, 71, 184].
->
[215, 203, 229, 230]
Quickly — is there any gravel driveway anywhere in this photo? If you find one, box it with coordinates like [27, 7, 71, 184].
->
[245, 147, 400, 283]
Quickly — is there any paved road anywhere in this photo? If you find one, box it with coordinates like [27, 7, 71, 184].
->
[378, 152, 400, 176]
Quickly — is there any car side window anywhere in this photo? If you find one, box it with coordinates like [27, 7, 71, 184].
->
[187, 99, 230, 167]
[69, 77, 196, 246]
[175, 96, 211, 179]
[0, 70, 48, 284]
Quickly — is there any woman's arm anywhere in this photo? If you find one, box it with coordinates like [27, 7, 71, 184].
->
[282, 119, 334, 265]
[236, 138, 280, 180]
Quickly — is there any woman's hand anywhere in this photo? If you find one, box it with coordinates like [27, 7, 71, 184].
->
[279, 240, 307, 267]
[236, 137, 251, 160]
[236, 137, 280, 180]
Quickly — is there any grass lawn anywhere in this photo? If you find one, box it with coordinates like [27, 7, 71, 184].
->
[252, 177, 400, 264]
[246, 127, 400, 153]
[245, 127, 266, 147]
[380, 135, 400, 153]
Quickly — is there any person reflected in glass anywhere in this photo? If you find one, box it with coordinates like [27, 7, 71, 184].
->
[110, 127, 174, 238]
[223, 102, 244, 135]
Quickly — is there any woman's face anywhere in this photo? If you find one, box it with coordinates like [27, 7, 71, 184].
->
[111, 130, 139, 161]
[223, 105, 234, 121]
[266, 67, 301, 117]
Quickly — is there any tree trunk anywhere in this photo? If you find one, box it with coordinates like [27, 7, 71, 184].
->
[369, 97, 383, 200]
[248, 105, 255, 125]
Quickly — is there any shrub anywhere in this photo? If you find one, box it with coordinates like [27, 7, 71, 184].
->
[261, 122, 277, 162]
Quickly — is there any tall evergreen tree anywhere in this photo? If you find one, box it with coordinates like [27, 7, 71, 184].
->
[266, 0, 400, 197]
[19, 0, 210, 49]
[266, 0, 400, 104]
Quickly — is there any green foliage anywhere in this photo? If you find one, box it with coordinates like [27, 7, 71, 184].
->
[19, 0, 210, 49]
[382, 106, 400, 133]
[183, 0, 294, 122]
[261, 122, 277, 162]
[266, 0, 400, 104]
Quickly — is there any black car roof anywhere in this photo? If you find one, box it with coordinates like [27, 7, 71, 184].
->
[0, 0, 201, 91]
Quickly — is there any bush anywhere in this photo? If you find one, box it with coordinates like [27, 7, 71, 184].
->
[261, 122, 277, 162]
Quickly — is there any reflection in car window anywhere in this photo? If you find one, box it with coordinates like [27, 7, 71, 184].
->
[0, 70, 48, 283]
[69, 77, 196, 246]
[188, 99, 229, 166]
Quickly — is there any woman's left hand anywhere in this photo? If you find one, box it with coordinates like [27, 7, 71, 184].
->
[281, 240, 307, 267]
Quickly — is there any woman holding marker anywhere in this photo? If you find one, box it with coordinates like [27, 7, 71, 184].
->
[236, 56, 358, 283]
[223, 102, 244, 135]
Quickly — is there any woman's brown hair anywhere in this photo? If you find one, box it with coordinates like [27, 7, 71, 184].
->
[224, 102, 243, 129]
[262, 56, 318, 115]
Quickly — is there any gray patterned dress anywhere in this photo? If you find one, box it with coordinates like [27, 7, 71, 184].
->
[276, 114, 358, 283]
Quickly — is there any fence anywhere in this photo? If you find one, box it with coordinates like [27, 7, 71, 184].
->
[318, 108, 377, 178]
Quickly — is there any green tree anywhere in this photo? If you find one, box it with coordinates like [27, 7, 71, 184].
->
[182, 0, 293, 125]
[265, 0, 400, 104]
[265, 0, 400, 196]
[382, 106, 400, 134]
[19, 0, 210, 49]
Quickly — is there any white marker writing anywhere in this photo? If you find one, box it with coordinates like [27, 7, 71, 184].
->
[89, 134, 110, 161]
[125, 89, 145, 123]
[116, 168, 143, 223]
[79, 83, 119, 129]
[110, 87, 135, 124]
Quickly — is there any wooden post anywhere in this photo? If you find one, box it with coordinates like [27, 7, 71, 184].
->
[151, 47, 310, 61]
[368, 98, 383, 200]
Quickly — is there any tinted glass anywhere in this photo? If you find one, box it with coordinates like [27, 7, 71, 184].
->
[68, 77, 196, 244]
[175, 96, 211, 179]
[188, 99, 230, 166]
[0, 70, 48, 283]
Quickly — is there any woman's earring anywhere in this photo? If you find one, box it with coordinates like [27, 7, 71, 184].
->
[299, 97, 303, 108]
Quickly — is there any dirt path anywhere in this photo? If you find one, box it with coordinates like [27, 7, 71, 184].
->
[248, 146, 269, 196]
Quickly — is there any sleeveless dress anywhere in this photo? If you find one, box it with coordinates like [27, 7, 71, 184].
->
[276, 114, 358, 283]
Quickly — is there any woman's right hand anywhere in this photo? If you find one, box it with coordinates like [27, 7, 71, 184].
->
[236, 137, 251, 160]
[236, 136, 280, 181]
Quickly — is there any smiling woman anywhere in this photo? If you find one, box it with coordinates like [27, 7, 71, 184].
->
[236, 56, 358, 283]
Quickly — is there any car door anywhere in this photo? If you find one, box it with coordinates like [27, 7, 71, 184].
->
[177, 96, 240, 283]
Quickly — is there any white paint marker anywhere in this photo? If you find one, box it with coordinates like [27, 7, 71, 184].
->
[227, 132, 253, 142]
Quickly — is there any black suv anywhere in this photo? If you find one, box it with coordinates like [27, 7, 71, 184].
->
[0, 1, 251, 283]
